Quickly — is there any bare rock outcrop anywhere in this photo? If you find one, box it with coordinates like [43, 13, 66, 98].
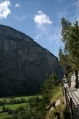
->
[0, 24, 63, 96]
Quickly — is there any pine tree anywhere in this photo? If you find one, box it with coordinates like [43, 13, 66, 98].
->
[65, 21, 79, 69]
[61, 18, 71, 42]
[58, 47, 71, 73]
[61, 19, 79, 88]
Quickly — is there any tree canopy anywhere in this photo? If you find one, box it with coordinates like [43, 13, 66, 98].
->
[58, 47, 70, 73]
[61, 18, 79, 70]
[61, 18, 79, 88]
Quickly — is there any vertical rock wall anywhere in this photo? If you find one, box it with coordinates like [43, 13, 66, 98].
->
[0, 25, 64, 96]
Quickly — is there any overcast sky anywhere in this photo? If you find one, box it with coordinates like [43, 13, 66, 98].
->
[0, 0, 79, 57]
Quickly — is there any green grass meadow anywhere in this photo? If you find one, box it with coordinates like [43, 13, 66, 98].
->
[0, 95, 39, 119]
[0, 112, 11, 119]
[0, 95, 37, 101]
[0, 103, 27, 110]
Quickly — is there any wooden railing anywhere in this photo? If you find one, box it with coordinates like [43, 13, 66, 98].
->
[64, 88, 79, 119]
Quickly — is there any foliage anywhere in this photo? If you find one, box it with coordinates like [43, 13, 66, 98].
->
[58, 47, 71, 73]
[28, 96, 46, 119]
[65, 21, 79, 70]
[2, 106, 7, 112]
[61, 18, 79, 88]
[41, 71, 59, 107]
[46, 86, 70, 119]
[0, 98, 27, 106]
[61, 17, 71, 42]
[0, 72, 60, 119]
[61, 18, 79, 70]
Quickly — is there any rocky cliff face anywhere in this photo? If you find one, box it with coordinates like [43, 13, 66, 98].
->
[0, 24, 63, 96]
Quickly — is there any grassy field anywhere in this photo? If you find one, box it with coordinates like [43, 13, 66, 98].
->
[0, 95, 38, 101]
[0, 95, 39, 119]
[0, 112, 11, 119]
[0, 103, 27, 110]
[0, 85, 70, 119]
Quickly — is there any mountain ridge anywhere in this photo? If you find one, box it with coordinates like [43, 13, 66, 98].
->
[0, 24, 56, 58]
[0, 24, 63, 96]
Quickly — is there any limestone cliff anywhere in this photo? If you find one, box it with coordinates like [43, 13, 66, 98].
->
[0, 24, 63, 96]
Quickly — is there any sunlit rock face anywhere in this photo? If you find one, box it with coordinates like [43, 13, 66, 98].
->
[0, 24, 64, 96]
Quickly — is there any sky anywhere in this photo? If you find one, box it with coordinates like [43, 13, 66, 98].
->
[0, 0, 79, 57]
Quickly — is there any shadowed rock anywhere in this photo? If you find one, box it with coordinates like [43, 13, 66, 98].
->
[0, 24, 64, 96]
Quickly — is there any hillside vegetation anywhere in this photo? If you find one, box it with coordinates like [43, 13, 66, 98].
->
[0, 71, 70, 119]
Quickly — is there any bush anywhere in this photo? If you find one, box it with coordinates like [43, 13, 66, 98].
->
[8, 109, 13, 115]
[16, 99, 21, 104]
[2, 106, 7, 112]
[8, 99, 16, 104]
[20, 98, 26, 103]
[41, 71, 59, 106]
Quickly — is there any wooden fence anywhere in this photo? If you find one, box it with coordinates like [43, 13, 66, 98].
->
[64, 88, 79, 119]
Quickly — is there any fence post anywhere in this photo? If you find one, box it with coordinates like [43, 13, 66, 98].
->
[64, 88, 67, 104]
[70, 98, 74, 119]
[62, 81, 64, 96]
[75, 71, 78, 89]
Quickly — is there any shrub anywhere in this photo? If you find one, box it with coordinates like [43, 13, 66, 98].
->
[2, 106, 7, 112]
[8, 109, 13, 115]
[20, 98, 26, 103]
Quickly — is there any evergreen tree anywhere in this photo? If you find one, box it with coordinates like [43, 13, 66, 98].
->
[58, 47, 71, 73]
[61, 18, 79, 88]
[61, 18, 71, 42]
[41, 71, 59, 107]
[65, 21, 79, 88]
[65, 21, 79, 69]
[58, 47, 63, 62]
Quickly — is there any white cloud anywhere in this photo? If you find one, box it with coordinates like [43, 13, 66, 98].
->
[34, 11, 52, 25]
[0, 0, 11, 19]
[15, 3, 20, 8]
[35, 24, 62, 45]
[74, 0, 79, 22]
[13, 15, 27, 21]
[65, 0, 79, 23]
[34, 11, 52, 35]
[34, 25, 63, 57]
[57, 10, 67, 19]
[47, 27, 62, 45]
[35, 34, 40, 40]
[34, 11, 62, 47]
